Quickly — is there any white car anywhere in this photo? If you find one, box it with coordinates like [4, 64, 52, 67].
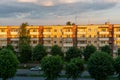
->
[30, 66, 41, 71]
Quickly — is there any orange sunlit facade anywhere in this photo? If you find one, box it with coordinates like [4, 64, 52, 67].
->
[0, 22, 119, 55]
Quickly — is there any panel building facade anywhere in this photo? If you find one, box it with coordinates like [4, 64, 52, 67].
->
[0, 22, 119, 56]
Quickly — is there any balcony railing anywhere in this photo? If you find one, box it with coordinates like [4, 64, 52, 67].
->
[77, 32, 86, 34]
[43, 38, 51, 40]
[63, 43, 73, 47]
[77, 38, 87, 41]
[99, 38, 109, 41]
[43, 44, 52, 46]
[99, 32, 109, 34]
[77, 44, 87, 46]
[43, 32, 51, 34]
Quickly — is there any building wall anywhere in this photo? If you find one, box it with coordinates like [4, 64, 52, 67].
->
[0, 23, 119, 54]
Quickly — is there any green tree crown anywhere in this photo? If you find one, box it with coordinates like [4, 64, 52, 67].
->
[0, 49, 19, 80]
[88, 51, 114, 80]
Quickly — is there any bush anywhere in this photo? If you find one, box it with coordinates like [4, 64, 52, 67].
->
[41, 55, 63, 80]
[88, 51, 114, 80]
[65, 57, 84, 80]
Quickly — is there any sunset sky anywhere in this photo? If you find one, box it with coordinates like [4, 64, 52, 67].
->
[0, 0, 120, 25]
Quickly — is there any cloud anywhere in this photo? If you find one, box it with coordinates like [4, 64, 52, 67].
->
[18, 0, 37, 3]
[0, 0, 118, 19]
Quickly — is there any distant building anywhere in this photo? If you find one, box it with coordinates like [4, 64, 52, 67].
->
[0, 22, 118, 56]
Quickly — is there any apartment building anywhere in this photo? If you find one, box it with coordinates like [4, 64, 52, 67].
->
[0, 22, 119, 55]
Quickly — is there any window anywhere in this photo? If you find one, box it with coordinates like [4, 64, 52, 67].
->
[101, 28, 106, 32]
[33, 29, 37, 32]
[54, 29, 57, 32]
[116, 28, 120, 32]
[60, 41, 62, 43]
[33, 35, 37, 38]
[66, 29, 70, 32]
[54, 41, 56, 43]
[11, 29, 18, 32]
[89, 35, 91, 38]
[88, 29, 91, 32]
[46, 29, 50, 32]
[33, 41, 37, 44]
[54, 35, 57, 38]
[1, 29, 5, 32]
[81, 34, 85, 37]
[88, 41, 91, 44]
[67, 35, 70, 38]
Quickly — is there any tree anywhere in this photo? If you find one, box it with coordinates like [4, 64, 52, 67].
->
[114, 56, 120, 79]
[65, 47, 82, 62]
[0, 49, 19, 80]
[72, 23, 75, 25]
[101, 45, 111, 55]
[5, 44, 14, 52]
[65, 57, 84, 80]
[41, 56, 63, 80]
[19, 22, 30, 45]
[66, 21, 71, 25]
[32, 44, 47, 61]
[18, 23, 31, 63]
[51, 45, 63, 57]
[88, 51, 114, 80]
[83, 45, 96, 61]
[118, 48, 120, 56]
[19, 43, 32, 63]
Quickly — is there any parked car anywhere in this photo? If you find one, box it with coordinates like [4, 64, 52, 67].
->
[30, 66, 41, 71]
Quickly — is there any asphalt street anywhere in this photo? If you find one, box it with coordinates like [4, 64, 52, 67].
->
[0, 77, 94, 80]
[0, 69, 93, 80]
[16, 69, 90, 77]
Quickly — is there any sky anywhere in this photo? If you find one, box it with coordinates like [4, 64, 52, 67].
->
[0, 0, 120, 25]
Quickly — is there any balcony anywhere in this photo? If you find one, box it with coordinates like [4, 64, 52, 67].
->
[1, 43, 7, 46]
[0, 38, 7, 40]
[63, 32, 72, 34]
[31, 38, 39, 41]
[30, 32, 39, 35]
[99, 38, 109, 41]
[63, 43, 73, 47]
[43, 32, 51, 34]
[63, 38, 72, 41]
[99, 32, 109, 34]
[77, 44, 87, 47]
[11, 44, 18, 46]
[11, 32, 18, 34]
[114, 32, 120, 34]
[31, 44, 37, 47]
[99, 44, 108, 47]
[44, 44, 52, 46]
[77, 32, 86, 34]
[11, 38, 19, 41]
[43, 38, 51, 40]
[0, 32, 7, 35]
[77, 38, 87, 41]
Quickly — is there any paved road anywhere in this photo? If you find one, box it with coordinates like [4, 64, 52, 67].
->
[16, 69, 89, 77]
[0, 77, 94, 80]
